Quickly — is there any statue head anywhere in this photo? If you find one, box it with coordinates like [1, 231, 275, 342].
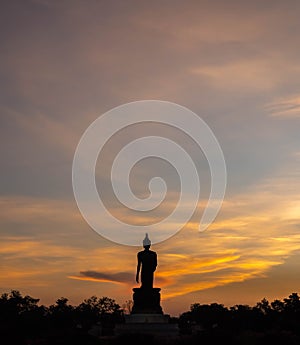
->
[143, 233, 151, 249]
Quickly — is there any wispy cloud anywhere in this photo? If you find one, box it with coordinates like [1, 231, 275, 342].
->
[190, 59, 281, 91]
[1, 152, 300, 301]
[69, 271, 133, 285]
[266, 95, 300, 117]
[1, 0, 300, 314]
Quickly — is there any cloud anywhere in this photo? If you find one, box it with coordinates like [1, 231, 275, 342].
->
[266, 95, 300, 118]
[1, 0, 300, 313]
[190, 58, 284, 91]
[154, 153, 300, 299]
[69, 271, 133, 285]
[1, 151, 300, 302]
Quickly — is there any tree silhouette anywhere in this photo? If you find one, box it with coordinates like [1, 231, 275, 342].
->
[2, 290, 300, 344]
[75, 295, 123, 332]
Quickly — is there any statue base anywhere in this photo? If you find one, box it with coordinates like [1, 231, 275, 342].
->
[114, 287, 179, 336]
[125, 313, 169, 323]
[115, 316, 179, 336]
[131, 287, 163, 314]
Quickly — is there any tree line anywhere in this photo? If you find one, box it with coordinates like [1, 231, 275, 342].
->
[1, 290, 300, 344]
[179, 292, 300, 344]
[0, 290, 122, 344]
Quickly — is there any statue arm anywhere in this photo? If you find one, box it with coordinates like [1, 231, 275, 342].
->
[153, 252, 157, 271]
[136, 254, 141, 283]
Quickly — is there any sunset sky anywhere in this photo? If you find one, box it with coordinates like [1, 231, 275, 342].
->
[1, 0, 300, 316]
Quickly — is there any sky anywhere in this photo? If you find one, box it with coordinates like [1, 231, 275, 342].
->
[1, 0, 300, 316]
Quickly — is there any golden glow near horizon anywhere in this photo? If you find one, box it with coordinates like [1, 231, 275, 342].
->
[1, 1, 300, 315]
[1, 157, 300, 308]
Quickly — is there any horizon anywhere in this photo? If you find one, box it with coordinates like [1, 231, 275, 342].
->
[2, 288, 300, 318]
[1, 0, 300, 317]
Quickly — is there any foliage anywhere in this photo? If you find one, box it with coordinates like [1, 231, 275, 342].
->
[2, 290, 300, 344]
[0, 290, 122, 344]
[179, 292, 300, 335]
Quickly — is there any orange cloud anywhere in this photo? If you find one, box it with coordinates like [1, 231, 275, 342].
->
[1, 151, 300, 302]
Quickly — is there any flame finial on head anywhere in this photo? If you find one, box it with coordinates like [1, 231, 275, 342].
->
[143, 233, 151, 246]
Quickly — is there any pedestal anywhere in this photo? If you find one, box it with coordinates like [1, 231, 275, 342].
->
[114, 287, 179, 336]
[131, 288, 163, 314]
[125, 314, 169, 323]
